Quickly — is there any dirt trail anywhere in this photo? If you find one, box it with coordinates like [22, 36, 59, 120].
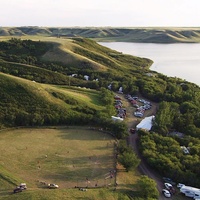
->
[118, 94, 167, 200]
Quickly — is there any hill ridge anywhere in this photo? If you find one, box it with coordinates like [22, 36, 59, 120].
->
[1, 27, 200, 43]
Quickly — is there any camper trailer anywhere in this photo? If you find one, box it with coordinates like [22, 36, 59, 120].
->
[180, 185, 200, 198]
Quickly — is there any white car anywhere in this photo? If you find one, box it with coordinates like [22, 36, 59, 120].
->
[164, 182, 173, 190]
[134, 112, 143, 118]
[162, 189, 171, 198]
[19, 183, 27, 189]
[48, 183, 59, 189]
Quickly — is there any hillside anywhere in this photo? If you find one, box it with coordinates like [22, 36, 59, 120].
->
[0, 37, 152, 72]
[0, 72, 106, 128]
[0, 37, 153, 129]
[1, 27, 200, 43]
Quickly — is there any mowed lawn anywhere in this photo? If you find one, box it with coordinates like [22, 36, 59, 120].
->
[0, 127, 116, 189]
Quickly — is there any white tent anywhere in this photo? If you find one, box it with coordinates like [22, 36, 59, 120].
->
[136, 115, 155, 131]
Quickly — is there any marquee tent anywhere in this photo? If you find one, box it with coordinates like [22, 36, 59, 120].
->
[136, 115, 155, 131]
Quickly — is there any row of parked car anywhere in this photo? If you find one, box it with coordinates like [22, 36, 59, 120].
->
[162, 183, 176, 198]
[114, 95, 127, 119]
[162, 177, 176, 198]
[162, 177, 200, 199]
[125, 95, 152, 118]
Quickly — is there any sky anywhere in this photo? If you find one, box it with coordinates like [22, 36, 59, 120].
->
[1, 0, 200, 27]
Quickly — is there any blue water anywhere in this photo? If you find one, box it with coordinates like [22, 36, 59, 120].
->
[99, 42, 200, 86]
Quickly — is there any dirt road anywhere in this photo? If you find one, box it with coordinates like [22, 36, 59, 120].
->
[118, 94, 168, 200]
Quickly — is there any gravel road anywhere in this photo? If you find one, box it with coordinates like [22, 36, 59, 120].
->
[118, 94, 168, 200]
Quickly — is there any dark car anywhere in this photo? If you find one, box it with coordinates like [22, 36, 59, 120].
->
[13, 183, 27, 193]
[129, 128, 136, 134]
[13, 187, 23, 193]
[163, 177, 176, 186]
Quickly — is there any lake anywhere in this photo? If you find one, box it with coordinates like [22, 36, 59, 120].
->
[99, 42, 200, 86]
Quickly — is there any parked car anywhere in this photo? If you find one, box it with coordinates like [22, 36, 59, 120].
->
[164, 183, 173, 190]
[129, 128, 136, 134]
[162, 189, 171, 198]
[19, 183, 27, 190]
[134, 112, 143, 118]
[48, 183, 59, 189]
[164, 182, 176, 194]
[13, 183, 27, 193]
[163, 177, 176, 186]
[13, 187, 23, 193]
[79, 188, 87, 191]
[133, 104, 139, 108]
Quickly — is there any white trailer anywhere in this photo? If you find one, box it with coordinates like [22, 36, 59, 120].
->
[111, 116, 123, 122]
[180, 185, 200, 198]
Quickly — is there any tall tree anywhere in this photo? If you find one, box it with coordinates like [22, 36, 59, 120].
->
[118, 151, 140, 171]
[136, 175, 159, 199]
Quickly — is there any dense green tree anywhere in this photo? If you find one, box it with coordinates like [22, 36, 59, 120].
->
[118, 151, 140, 171]
[99, 87, 114, 105]
[138, 131, 200, 186]
[118, 140, 133, 154]
[152, 101, 179, 134]
[136, 175, 159, 199]
[111, 122, 129, 139]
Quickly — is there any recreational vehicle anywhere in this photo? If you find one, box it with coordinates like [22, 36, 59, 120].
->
[180, 185, 200, 198]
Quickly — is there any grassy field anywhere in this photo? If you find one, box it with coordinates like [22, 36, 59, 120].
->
[0, 127, 117, 198]
[0, 126, 142, 200]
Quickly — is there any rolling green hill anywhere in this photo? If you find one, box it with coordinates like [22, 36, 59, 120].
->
[1, 27, 200, 43]
[0, 37, 152, 129]
[0, 37, 152, 73]
[0, 72, 106, 128]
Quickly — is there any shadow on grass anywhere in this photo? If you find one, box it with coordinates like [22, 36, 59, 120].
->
[34, 154, 115, 187]
[57, 129, 113, 141]
[0, 190, 14, 197]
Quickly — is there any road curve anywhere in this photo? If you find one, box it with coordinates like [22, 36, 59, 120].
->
[118, 94, 167, 200]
